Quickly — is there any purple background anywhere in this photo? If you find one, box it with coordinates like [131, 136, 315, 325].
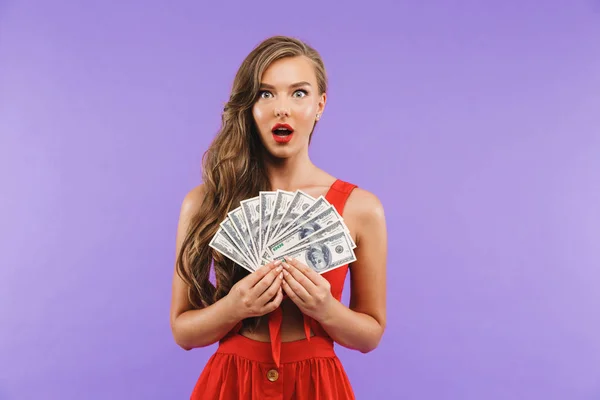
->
[1, 1, 600, 399]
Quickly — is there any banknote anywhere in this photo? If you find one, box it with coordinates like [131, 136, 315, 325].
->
[264, 189, 294, 246]
[259, 191, 277, 257]
[212, 190, 357, 274]
[266, 205, 346, 258]
[220, 217, 258, 268]
[227, 207, 257, 268]
[269, 196, 332, 244]
[209, 228, 255, 273]
[240, 197, 261, 262]
[274, 230, 357, 274]
[287, 220, 355, 254]
[267, 190, 316, 243]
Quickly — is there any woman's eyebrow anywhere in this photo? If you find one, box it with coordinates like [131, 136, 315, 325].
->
[259, 81, 312, 90]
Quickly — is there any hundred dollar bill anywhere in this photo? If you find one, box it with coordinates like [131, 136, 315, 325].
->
[209, 228, 255, 273]
[259, 191, 277, 256]
[227, 207, 256, 266]
[220, 217, 258, 268]
[264, 189, 295, 246]
[266, 206, 346, 258]
[241, 197, 261, 261]
[286, 221, 356, 255]
[270, 196, 330, 243]
[268, 190, 316, 243]
[275, 230, 356, 274]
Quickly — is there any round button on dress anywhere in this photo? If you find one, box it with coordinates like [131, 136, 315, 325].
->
[266, 369, 279, 382]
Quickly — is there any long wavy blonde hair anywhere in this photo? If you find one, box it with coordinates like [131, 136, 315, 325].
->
[176, 35, 328, 329]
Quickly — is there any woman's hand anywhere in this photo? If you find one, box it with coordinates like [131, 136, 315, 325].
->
[280, 257, 335, 321]
[226, 260, 284, 320]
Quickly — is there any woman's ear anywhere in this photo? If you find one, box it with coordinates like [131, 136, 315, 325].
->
[315, 93, 326, 121]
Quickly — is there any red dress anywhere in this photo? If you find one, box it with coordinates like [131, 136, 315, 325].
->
[191, 179, 358, 400]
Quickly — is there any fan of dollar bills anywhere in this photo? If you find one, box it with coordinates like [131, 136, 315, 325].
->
[209, 190, 357, 274]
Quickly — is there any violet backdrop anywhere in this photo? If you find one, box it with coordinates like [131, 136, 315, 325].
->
[1, 0, 599, 399]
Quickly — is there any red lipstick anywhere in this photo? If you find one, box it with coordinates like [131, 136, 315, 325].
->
[271, 123, 294, 144]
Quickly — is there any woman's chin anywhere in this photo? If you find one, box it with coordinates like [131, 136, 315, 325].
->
[266, 147, 295, 160]
[263, 142, 298, 160]
[259, 135, 306, 160]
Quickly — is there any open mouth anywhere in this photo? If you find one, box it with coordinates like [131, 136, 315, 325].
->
[271, 123, 294, 136]
[272, 127, 293, 136]
[271, 123, 294, 143]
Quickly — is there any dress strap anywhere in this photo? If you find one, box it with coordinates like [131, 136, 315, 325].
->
[305, 179, 358, 340]
[268, 307, 284, 367]
[267, 179, 358, 367]
[325, 179, 358, 215]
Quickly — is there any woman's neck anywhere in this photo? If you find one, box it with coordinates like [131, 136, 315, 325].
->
[263, 152, 318, 191]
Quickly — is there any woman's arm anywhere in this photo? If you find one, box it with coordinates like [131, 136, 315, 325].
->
[171, 290, 243, 351]
[169, 185, 237, 350]
[170, 185, 284, 350]
[281, 189, 387, 353]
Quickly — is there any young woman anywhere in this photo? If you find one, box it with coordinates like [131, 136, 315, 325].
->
[170, 35, 388, 400]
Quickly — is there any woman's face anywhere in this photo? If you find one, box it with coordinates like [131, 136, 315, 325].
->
[252, 56, 326, 159]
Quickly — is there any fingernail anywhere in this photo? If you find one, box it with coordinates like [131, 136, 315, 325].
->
[274, 260, 282, 266]
[283, 270, 289, 277]
[283, 262, 290, 269]
[276, 266, 283, 272]
[279, 271, 283, 279]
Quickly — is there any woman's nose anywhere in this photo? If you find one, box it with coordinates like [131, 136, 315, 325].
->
[274, 107, 290, 118]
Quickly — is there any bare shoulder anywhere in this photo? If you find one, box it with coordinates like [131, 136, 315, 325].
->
[170, 183, 207, 327]
[180, 183, 207, 219]
[174, 184, 207, 256]
[344, 187, 386, 241]
[345, 187, 385, 218]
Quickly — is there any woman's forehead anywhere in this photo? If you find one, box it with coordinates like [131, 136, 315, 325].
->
[261, 56, 316, 87]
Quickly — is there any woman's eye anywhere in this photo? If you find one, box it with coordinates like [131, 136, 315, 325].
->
[259, 89, 307, 99]
[293, 90, 308, 98]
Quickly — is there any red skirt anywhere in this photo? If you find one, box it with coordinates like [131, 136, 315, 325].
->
[190, 334, 355, 400]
